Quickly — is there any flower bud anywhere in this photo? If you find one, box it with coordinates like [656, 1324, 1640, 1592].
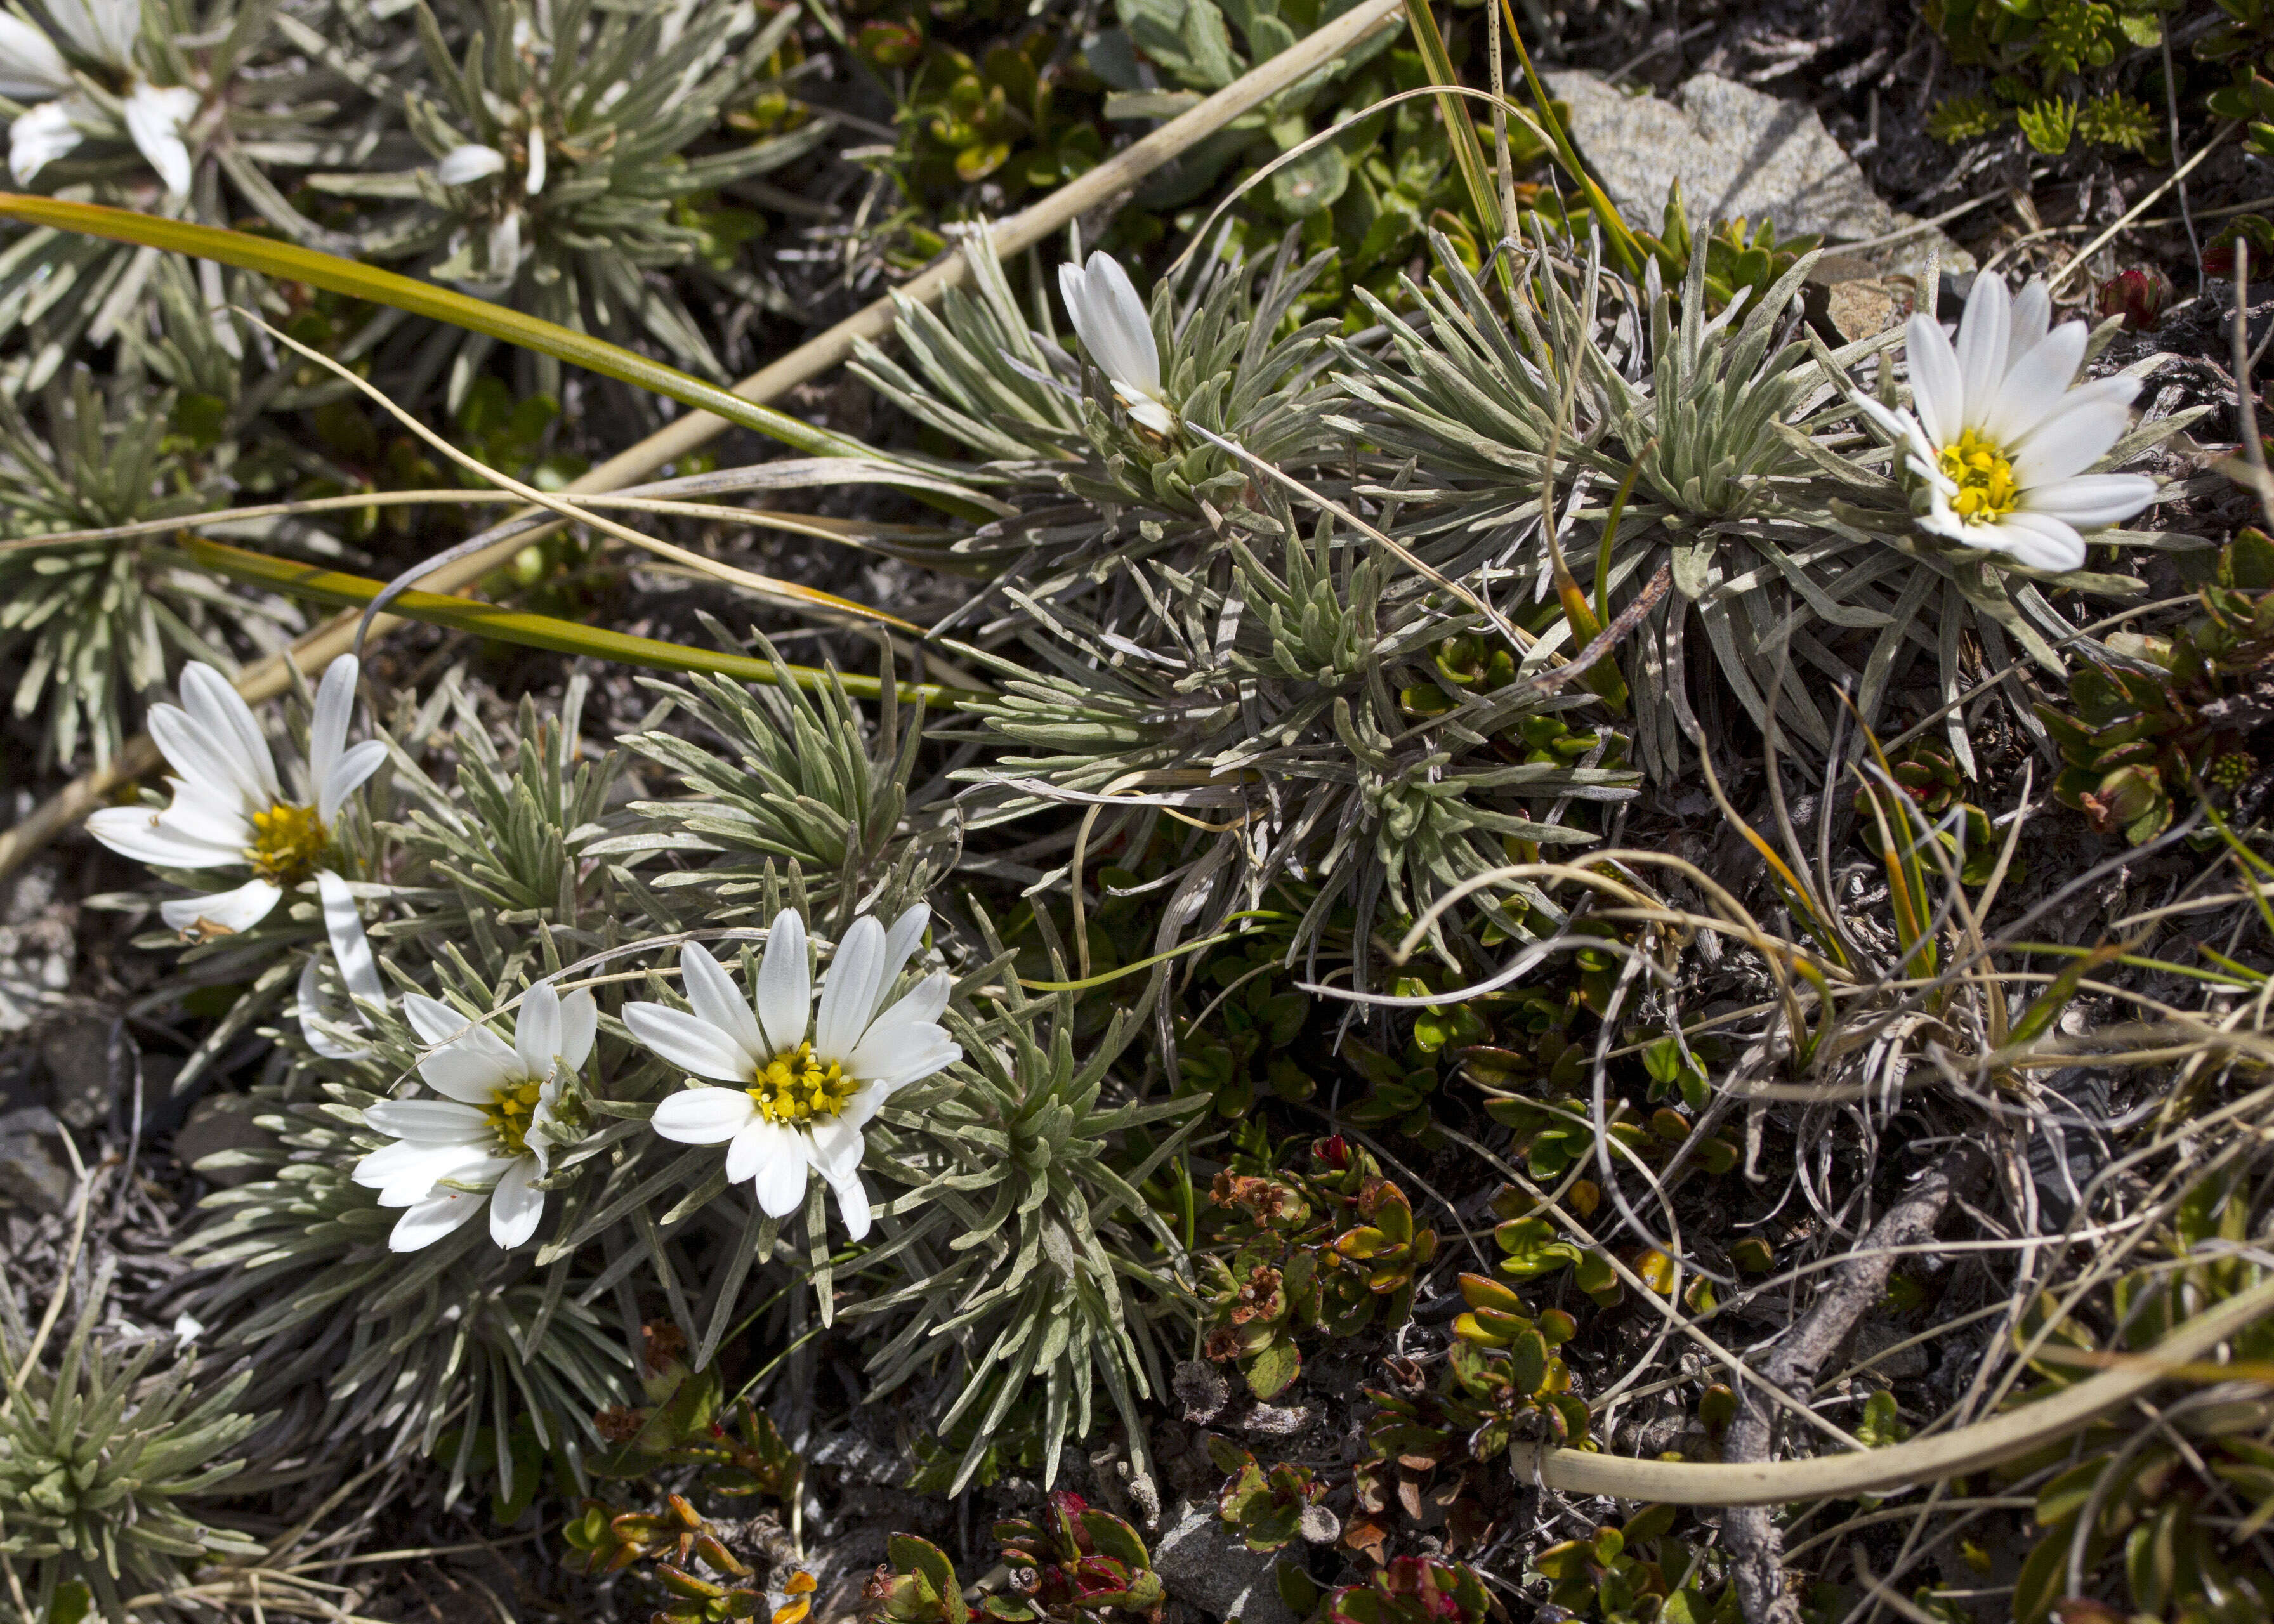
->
[2096, 265, 2173, 331]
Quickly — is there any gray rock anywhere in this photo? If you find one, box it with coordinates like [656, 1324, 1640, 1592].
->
[1544, 70, 1973, 278]
[0, 1105, 72, 1213]
[37, 1007, 130, 1129]
[1152, 1505, 1298, 1624]
[0, 856, 74, 1035]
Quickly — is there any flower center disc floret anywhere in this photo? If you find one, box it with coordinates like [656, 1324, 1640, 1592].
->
[747, 1042, 858, 1124]
[483, 1078, 546, 1156]
[1936, 428, 2021, 524]
[245, 801, 329, 885]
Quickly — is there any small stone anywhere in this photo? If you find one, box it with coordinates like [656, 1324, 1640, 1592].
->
[37, 1007, 131, 1129]
[1824, 280, 1901, 343]
[1544, 70, 1974, 280]
[1239, 1403, 1313, 1439]
[1174, 1359, 1232, 1425]
[1152, 1505, 1298, 1624]
[0, 1106, 72, 1213]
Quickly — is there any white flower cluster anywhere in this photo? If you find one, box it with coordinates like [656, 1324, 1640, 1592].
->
[88, 658, 964, 1258]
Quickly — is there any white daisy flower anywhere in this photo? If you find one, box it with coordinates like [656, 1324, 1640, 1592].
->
[353, 981, 598, 1253]
[624, 907, 959, 1241]
[0, 0, 200, 195]
[85, 656, 388, 943]
[1859, 274, 2160, 574]
[1058, 251, 1173, 435]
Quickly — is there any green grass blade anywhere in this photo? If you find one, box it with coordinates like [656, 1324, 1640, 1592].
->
[0, 193, 871, 464]
[1402, 0, 1503, 251]
[180, 538, 988, 706]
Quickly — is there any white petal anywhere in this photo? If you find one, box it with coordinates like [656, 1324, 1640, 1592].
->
[882, 904, 930, 987]
[319, 740, 386, 822]
[1064, 257, 1152, 393]
[515, 981, 561, 1080]
[1904, 312, 1962, 449]
[159, 877, 280, 936]
[825, 1165, 871, 1241]
[86, 802, 237, 868]
[557, 988, 596, 1071]
[148, 702, 263, 813]
[2020, 473, 2159, 529]
[309, 653, 355, 796]
[437, 143, 506, 184]
[680, 943, 766, 1064]
[525, 123, 545, 195]
[1953, 273, 2009, 425]
[0, 16, 72, 98]
[872, 967, 952, 1033]
[1126, 396, 1174, 433]
[814, 915, 888, 1061]
[1918, 490, 1975, 546]
[651, 1084, 757, 1144]
[364, 1099, 491, 1144]
[749, 1124, 809, 1216]
[6, 96, 81, 183]
[624, 1002, 756, 1084]
[1857, 394, 1924, 462]
[1080, 252, 1160, 395]
[178, 663, 279, 802]
[858, 1031, 961, 1094]
[123, 80, 197, 198]
[804, 1112, 864, 1177]
[753, 909, 810, 1057]
[388, 1188, 485, 1251]
[62, 0, 136, 65]
[404, 992, 472, 1046]
[2009, 280, 2052, 359]
[159, 779, 254, 850]
[485, 209, 522, 277]
[353, 1138, 437, 1190]
[358, 1139, 496, 1205]
[844, 971, 952, 1080]
[1981, 512, 2087, 573]
[724, 1118, 775, 1183]
[403, 995, 520, 1102]
[298, 957, 370, 1061]
[488, 1158, 544, 1248]
[1983, 322, 2087, 444]
[2009, 384, 2138, 488]
[318, 870, 386, 1007]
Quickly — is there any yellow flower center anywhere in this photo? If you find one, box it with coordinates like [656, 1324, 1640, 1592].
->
[746, 1042, 858, 1125]
[483, 1078, 545, 1157]
[1936, 428, 2021, 524]
[245, 801, 329, 885]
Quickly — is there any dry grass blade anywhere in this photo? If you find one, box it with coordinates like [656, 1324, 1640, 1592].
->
[1513, 1274, 2274, 1505]
[248, 311, 922, 634]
